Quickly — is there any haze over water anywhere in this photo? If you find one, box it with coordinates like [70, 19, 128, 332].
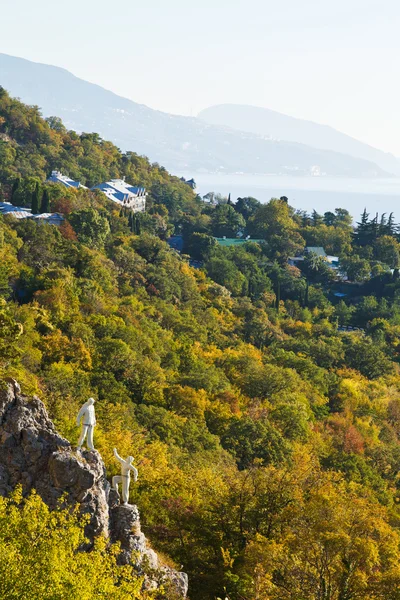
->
[189, 174, 400, 220]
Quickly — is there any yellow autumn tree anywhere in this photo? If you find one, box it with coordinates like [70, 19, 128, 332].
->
[0, 487, 153, 600]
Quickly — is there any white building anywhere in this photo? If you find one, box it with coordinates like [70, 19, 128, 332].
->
[91, 179, 146, 212]
[47, 171, 87, 189]
[0, 202, 31, 219]
[32, 213, 65, 226]
[0, 202, 64, 225]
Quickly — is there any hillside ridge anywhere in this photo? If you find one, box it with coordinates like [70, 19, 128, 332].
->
[199, 102, 400, 176]
[0, 53, 389, 178]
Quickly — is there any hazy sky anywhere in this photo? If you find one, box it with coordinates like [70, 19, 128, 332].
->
[2, 0, 400, 155]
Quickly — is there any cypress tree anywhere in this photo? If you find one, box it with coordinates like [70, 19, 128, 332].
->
[304, 280, 309, 308]
[354, 208, 370, 246]
[387, 212, 397, 236]
[31, 183, 40, 215]
[136, 214, 141, 235]
[41, 189, 50, 214]
[11, 178, 20, 206]
[379, 213, 387, 237]
[276, 279, 281, 312]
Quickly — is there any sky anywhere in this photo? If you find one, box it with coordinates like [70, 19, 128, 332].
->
[2, 0, 400, 155]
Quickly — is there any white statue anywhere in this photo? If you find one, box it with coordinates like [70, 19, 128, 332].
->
[112, 447, 138, 505]
[76, 397, 96, 451]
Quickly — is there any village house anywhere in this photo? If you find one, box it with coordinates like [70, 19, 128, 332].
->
[0, 202, 64, 226]
[91, 179, 147, 212]
[180, 177, 196, 190]
[47, 171, 87, 189]
[31, 213, 65, 226]
[288, 246, 340, 271]
[46, 171, 147, 212]
[0, 202, 31, 219]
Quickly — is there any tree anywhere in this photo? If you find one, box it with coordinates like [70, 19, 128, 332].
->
[221, 417, 290, 469]
[10, 178, 20, 206]
[0, 299, 22, 368]
[235, 197, 261, 221]
[374, 235, 400, 268]
[323, 211, 336, 226]
[344, 336, 392, 379]
[354, 209, 379, 247]
[205, 256, 246, 296]
[311, 209, 323, 227]
[300, 251, 334, 285]
[31, 182, 40, 214]
[184, 232, 217, 261]
[69, 208, 111, 248]
[41, 188, 50, 213]
[334, 300, 354, 326]
[334, 207, 352, 228]
[0, 487, 146, 600]
[247, 199, 305, 263]
[210, 204, 246, 238]
[341, 256, 371, 282]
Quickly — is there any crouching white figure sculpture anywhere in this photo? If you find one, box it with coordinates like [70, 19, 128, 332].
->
[112, 447, 138, 505]
[76, 398, 96, 451]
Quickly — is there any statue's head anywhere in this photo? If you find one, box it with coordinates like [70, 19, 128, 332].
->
[88, 397, 95, 405]
[128, 456, 134, 464]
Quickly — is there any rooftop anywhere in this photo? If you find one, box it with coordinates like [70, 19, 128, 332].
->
[214, 237, 264, 247]
[47, 170, 86, 189]
[305, 246, 327, 257]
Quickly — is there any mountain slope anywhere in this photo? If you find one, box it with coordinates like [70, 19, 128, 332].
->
[198, 103, 400, 176]
[0, 53, 388, 178]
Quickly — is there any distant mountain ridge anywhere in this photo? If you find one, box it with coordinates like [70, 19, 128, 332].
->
[198, 104, 400, 176]
[0, 53, 391, 178]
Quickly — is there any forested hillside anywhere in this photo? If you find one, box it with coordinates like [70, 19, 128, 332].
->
[3, 90, 400, 600]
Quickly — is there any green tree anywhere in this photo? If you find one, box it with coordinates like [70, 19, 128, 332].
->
[210, 204, 246, 238]
[374, 235, 400, 268]
[10, 178, 20, 206]
[235, 197, 261, 220]
[0, 488, 147, 600]
[221, 417, 290, 469]
[31, 182, 40, 214]
[69, 208, 111, 248]
[248, 199, 305, 263]
[344, 336, 392, 379]
[41, 188, 50, 213]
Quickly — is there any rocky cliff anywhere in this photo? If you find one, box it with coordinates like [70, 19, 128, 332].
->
[0, 379, 188, 597]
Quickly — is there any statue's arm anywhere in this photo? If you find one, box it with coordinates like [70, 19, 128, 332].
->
[130, 465, 138, 481]
[113, 448, 123, 463]
[76, 405, 85, 426]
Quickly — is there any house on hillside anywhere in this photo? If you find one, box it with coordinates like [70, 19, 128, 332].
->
[47, 171, 87, 189]
[0, 202, 64, 226]
[0, 202, 31, 219]
[288, 246, 340, 272]
[180, 177, 196, 190]
[214, 237, 264, 247]
[31, 213, 65, 226]
[305, 246, 327, 258]
[92, 179, 146, 212]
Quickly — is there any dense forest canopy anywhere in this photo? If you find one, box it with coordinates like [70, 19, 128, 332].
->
[3, 89, 400, 599]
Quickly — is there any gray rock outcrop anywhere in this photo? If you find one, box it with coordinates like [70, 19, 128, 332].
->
[0, 380, 188, 597]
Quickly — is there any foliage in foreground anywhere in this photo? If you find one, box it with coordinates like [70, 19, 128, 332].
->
[0, 487, 152, 600]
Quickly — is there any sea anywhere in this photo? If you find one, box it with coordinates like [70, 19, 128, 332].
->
[183, 174, 400, 221]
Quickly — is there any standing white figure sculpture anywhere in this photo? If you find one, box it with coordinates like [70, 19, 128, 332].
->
[112, 447, 138, 505]
[76, 398, 96, 451]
